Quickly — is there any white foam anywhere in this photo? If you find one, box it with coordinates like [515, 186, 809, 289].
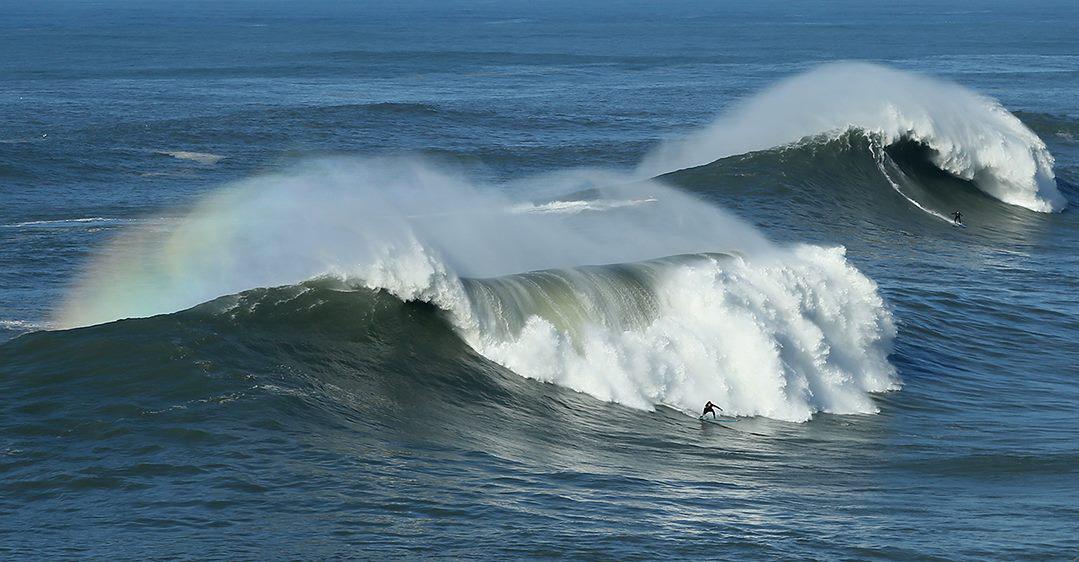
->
[4, 217, 118, 228]
[0, 319, 49, 332]
[639, 62, 1066, 212]
[510, 197, 658, 215]
[2, 217, 170, 229]
[160, 151, 226, 165]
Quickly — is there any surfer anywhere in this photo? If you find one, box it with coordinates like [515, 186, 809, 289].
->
[952, 210, 963, 225]
[700, 401, 722, 420]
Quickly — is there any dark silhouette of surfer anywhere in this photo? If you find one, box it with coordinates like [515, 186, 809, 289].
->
[700, 401, 722, 420]
[952, 210, 963, 225]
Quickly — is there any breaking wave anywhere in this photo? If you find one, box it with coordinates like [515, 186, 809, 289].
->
[55, 158, 897, 421]
[461, 250, 896, 421]
[641, 62, 1066, 212]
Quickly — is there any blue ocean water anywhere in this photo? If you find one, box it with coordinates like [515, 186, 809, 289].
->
[2, 1, 1078, 559]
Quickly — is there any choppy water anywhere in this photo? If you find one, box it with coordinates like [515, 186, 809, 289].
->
[3, 1, 1079, 559]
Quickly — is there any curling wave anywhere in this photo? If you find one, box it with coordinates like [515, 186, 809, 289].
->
[641, 62, 1066, 212]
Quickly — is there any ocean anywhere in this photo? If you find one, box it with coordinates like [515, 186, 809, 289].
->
[2, 0, 1078, 559]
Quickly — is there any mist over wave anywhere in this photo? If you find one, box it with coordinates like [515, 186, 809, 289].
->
[640, 62, 1066, 212]
[57, 157, 897, 421]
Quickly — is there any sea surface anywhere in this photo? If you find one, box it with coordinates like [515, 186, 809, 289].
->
[2, 1, 1078, 559]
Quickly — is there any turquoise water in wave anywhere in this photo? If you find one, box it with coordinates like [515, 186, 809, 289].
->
[2, 1, 1079, 559]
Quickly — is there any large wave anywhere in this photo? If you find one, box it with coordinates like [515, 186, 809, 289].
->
[640, 62, 1066, 212]
[56, 158, 897, 421]
[63, 63, 1042, 421]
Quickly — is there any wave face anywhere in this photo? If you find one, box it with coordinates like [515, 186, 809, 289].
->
[56, 158, 897, 421]
[640, 62, 1066, 212]
[662, 130, 1051, 238]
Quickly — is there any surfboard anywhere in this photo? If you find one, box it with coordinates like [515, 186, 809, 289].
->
[700, 417, 739, 423]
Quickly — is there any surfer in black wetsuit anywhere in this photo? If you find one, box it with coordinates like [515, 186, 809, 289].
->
[953, 210, 963, 225]
[701, 401, 721, 420]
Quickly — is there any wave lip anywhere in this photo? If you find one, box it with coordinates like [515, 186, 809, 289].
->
[641, 61, 1066, 212]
